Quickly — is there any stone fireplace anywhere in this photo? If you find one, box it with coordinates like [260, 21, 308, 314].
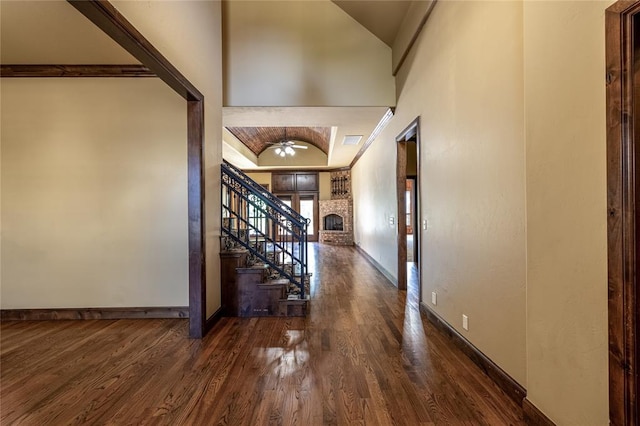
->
[319, 199, 353, 245]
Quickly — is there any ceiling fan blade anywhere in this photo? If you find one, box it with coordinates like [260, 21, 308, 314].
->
[292, 145, 308, 149]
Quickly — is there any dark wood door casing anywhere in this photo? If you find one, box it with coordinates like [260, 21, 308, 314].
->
[299, 193, 319, 242]
[606, 1, 640, 423]
[396, 118, 421, 295]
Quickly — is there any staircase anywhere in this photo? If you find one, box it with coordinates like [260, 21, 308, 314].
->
[220, 160, 310, 317]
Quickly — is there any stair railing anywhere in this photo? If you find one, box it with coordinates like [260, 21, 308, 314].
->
[221, 160, 308, 298]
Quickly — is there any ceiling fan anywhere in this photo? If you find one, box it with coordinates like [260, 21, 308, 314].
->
[266, 129, 308, 157]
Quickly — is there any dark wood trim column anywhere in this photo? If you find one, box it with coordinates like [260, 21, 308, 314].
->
[606, 1, 640, 423]
[68, 0, 208, 338]
[188, 99, 206, 338]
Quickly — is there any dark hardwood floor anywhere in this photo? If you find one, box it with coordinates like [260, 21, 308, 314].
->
[1, 244, 524, 425]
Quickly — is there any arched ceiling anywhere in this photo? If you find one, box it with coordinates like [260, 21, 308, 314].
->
[226, 127, 330, 156]
[223, 106, 392, 170]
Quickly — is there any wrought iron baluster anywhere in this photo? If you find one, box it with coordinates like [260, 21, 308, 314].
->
[220, 163, 308, 299]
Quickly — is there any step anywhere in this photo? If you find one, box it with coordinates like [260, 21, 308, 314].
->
[279, 297, 309, 317]
[257, 281, 287, 303]
[265, 278, 290, 286]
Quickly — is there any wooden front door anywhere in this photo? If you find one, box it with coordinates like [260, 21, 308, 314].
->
[275, 193, 319, 242]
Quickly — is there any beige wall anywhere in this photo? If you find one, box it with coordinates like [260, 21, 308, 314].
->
[246, 172, 272, 188]
[113, 0, 223, 318]
[1, 79, 188, 308]
[353, 0, 527, 385]
[354, 0, 611, 423]
[319, 172, 331, 201]
[351, 134, 400, 281]
[391, 1, 435, 73]
[524, 1, 610, 424]
[223, 0, 395, 107]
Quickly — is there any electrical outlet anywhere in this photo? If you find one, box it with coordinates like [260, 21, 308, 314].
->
[462, 314, 469, 331]
[423, 219, 427, 230]
[389, 215, 395, 226]
[431, 292, 437, 306]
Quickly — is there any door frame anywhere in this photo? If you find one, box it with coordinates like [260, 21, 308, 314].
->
[67, 1, 207, 338]
[298, 192, 319, 242]
[606, 1, 640, 423]
[396, 117, 421, 297]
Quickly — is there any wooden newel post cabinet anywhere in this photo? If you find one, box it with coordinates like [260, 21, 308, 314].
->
[220, 251, 298, 317]
[219, 251, 247, 316]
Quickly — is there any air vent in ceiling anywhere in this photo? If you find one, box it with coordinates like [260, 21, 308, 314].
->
[342, 135, 363, 146]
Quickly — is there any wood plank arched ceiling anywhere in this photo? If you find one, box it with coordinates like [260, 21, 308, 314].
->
[226, 127, 331, 156]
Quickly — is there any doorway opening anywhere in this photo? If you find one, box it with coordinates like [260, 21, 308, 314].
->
[406, 178, 417, 262]
[396, 117, 421, 299]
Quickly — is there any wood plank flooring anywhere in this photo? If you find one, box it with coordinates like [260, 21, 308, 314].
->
[1, 244, 524, 425]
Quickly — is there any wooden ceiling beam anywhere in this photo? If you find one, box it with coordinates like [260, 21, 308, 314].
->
[1, 64, 155, 78]
[68, 0, 202, 101]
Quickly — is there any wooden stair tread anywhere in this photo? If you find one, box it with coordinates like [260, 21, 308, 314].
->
[279, 299, 309, 305]
[257, 283, 287, 289]
[220, 248, 249, 255]
[236, 264, 268, 272]
[278, 297, 309, 317]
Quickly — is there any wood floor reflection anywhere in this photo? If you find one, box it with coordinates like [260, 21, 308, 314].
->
[1, 244, 524, 425]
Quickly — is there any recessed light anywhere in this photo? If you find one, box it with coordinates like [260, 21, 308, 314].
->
[342, 135, 363, 146]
